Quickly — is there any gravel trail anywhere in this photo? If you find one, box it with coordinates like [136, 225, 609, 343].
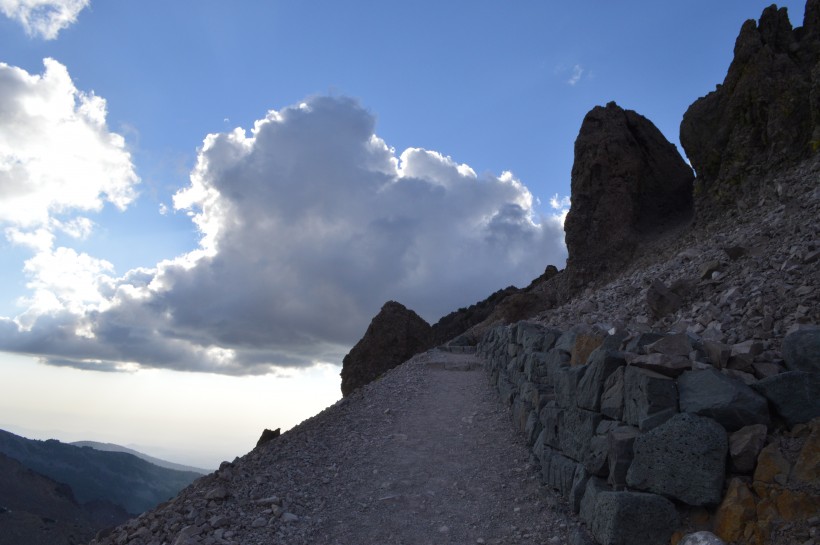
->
[93, 350, 582, 545]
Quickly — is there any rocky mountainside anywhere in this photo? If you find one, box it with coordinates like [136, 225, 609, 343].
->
[69, 442, 208, 475]
[0, 452, 129, 545]
[0, 429, 201, 515]
[681, 0, 820, 219]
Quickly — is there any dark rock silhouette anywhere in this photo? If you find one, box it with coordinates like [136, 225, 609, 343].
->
[340, 301, 433, 396]
[564, 102, 694, 289]
[680, 0, 820, 218]
[255, 428, 280, 448]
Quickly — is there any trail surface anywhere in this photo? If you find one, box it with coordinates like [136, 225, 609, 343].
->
[92, 351, 583, 545]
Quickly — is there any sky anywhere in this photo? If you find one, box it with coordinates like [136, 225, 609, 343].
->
[0, 0, 809, 469]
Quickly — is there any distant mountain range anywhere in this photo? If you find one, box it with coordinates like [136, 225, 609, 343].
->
[0, 452, 129, 545]
[0, 428, 203, 515]
[70, 441, 209, 475]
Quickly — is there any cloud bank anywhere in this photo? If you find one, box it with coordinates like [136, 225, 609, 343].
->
[0, 0, 89, 39]
[0, 64, 568, 374]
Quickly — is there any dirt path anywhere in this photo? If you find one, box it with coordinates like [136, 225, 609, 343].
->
[265, 351, 579, 545]
[91, 351, 584, 545]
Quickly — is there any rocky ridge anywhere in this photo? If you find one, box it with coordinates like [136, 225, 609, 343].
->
[681, 0, 820, 219]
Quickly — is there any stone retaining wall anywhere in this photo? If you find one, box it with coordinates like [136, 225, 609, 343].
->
[477, 321, 820, 545]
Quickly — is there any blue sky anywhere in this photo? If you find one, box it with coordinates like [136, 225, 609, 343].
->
[0, 0, 808, 467]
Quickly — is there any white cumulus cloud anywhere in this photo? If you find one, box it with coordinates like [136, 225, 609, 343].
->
[0, 95, 568, 375]
[0, 58, 139, 232]
[0, 0, 89, 39]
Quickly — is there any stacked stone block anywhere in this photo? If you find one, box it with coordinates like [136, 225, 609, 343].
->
[477, 322, 820, 545]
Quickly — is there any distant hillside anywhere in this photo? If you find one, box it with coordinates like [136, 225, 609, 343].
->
[0, 429, 202, 514]
[0, 452, 129, 545]
[70, 441, 208, 475]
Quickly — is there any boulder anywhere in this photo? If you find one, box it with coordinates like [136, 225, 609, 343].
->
[589, 490, 678, 545]
[559, 407, 603, 462]
[539, 404, 563, 449]
[645, 332, 693, 357]
[564, 102, 694, 288]
[554, 365, 586, 409]
[680, 1, 820, 218]
[729, 424, 769, 474]
[791, 417, 820, 484]
[781, 327, 820, 373]
[714, 478, 757, 544]
[579, 476, 609, 528]
[628, 352, 691, 378]
[540, 446, 581, 499]
[626, 413, 727, 506]
[623, 366, 679, 431]
[646, 279, 684, 319]
[751, 370, 820, 427]
[600, 366, 626, 420]
[569, 465, 591, 514]
[255, 428, 281, 448]
[575, 349, 626, 412]
[678, 368, 770, 431]
[607, 425, 641, 490]
[340, 301, 433, 396]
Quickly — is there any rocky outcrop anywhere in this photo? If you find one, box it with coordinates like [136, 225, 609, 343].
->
[340, 301, 433, 396]
[429, 285, 520, 346]
[681, 0, 820, 218]
[564, 102, 694, 288]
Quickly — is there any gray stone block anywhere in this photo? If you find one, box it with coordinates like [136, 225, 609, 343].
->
[600, 366, 625, 420]
[606, 425, 640, 490]
[579, 476, 609, 527]
[512, 398, 530, 433]
[646, 332, 693, 357]
[729, 424, 767, 474]
[782, 328, 820, 373]
[623, 366, 678, 431]
[532, 428, 548, 465]
[559, 407, 602, 462]
[569, 527, 597, 545]
[554, 327, 580, 354]
[590, 491, 678, 545]
[524, 410, 541, 447]
[751, 370, 820, 427]
[540, 446, 579, 498]
[569, 464, 590, 514]
[678, 368, 770, 431]
[576, 349, 626, 412]
[545, 348, 571, 385]
[625, 332, 665, 354]
[539, 404, 563, 449]
[524, 351, 549, 383]
[626, 413, 727, 506]
[583, 434, 609, 476]
[555, 365, 586, 409]
[497, 375, 517, 406]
